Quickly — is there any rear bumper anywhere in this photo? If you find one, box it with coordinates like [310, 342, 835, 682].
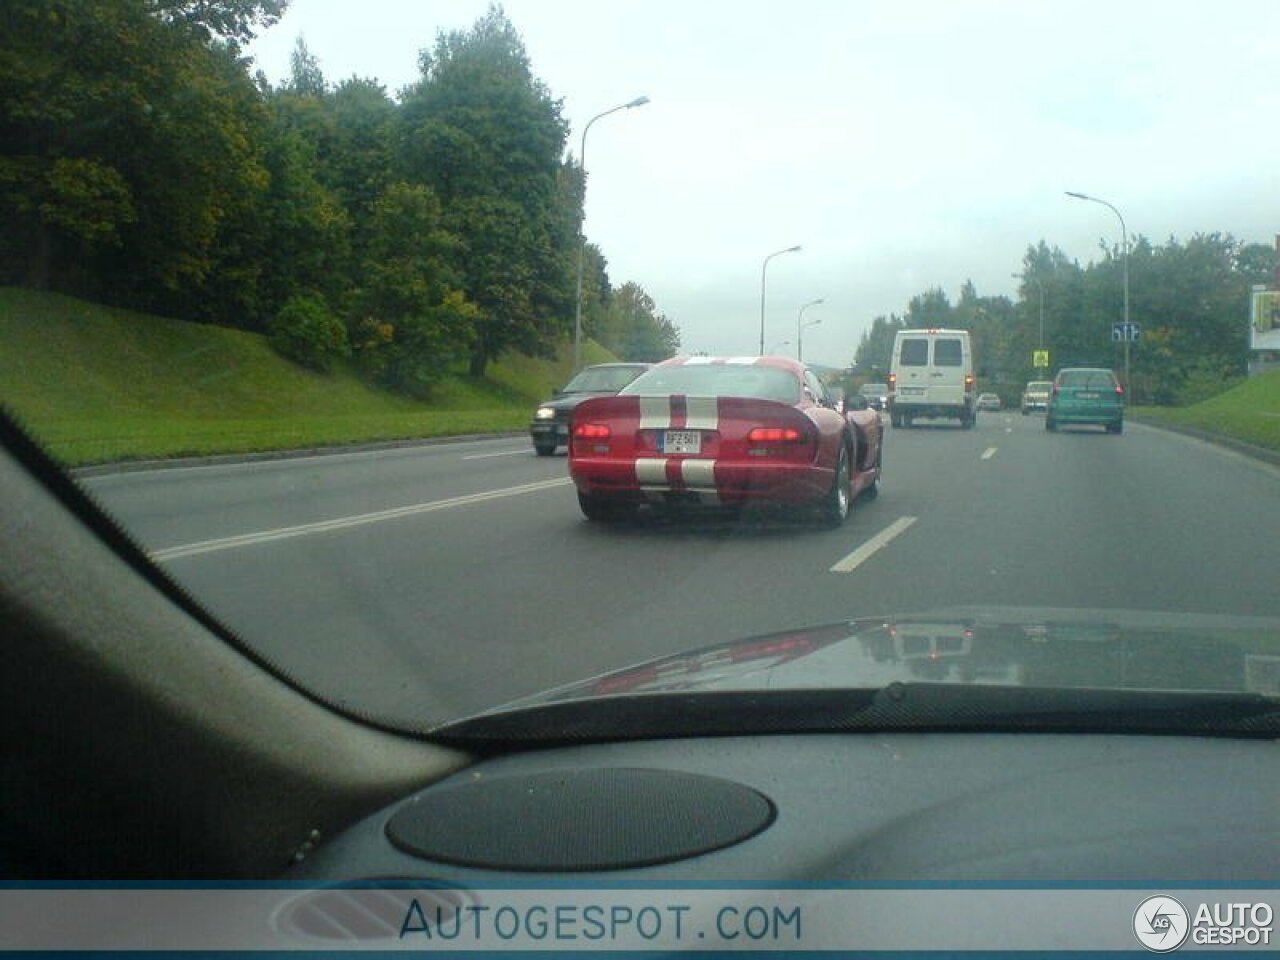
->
[530, 422, 569, 445]
[1049, 406, 1123, 424]
[570, 456, 831, 506]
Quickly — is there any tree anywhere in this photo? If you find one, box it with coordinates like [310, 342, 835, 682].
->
[598, 282, 679, 362]
[396, 4, 573, 376]
[853, 314, 905, 374]
[352, 182, 477, 396]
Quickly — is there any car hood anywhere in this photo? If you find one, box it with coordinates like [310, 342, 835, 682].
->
[472, 606, 1280, 709]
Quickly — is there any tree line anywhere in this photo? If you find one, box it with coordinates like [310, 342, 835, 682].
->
[853, 234, 1276, 404]
[0, 0, 679, 396]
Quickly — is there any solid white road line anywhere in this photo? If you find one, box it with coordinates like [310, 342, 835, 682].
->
[981, 446, 998, 460]
[829, 516, 918, 573]
[461, 448, 530, 460]
[151, 477, 573, 562]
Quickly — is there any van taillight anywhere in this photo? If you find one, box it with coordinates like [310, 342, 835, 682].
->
[964, 374, 974, 387]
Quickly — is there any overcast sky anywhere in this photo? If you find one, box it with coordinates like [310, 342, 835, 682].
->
[247, 0, 1278, 367]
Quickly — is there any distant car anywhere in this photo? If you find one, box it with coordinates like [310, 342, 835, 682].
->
[529, 363, 650, 455]
[977, 393, 1002, 410]
[1020, 380, 1053, 415]
[1046, 368, 1124, 434]
[569, 356, 883, 525]
[859, 383, 889, 411]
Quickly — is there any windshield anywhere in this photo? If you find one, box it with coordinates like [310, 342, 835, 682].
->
[2, 0, 1279, 735]
[561, 365, 647, 394]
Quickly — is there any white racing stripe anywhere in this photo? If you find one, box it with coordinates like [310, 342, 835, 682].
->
[684, 396, 719, 431]
[150, 477, 572, 562]
[638, 397, 671, 429]
[680, 459, 717, 489]
[635, 458, 669, 485]
[829, 516, 918, 573]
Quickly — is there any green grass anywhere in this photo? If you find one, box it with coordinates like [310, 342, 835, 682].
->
[1132, 369, 1280, 451]
[0, 287, 616, 465]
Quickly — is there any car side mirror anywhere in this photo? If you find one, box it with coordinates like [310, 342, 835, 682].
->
[552, 388, 565, 399]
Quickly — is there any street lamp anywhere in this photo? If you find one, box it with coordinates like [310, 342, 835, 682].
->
[770, 338, 792, 353]
[1065, 190, 1130, 392]
[1011, 272, 1045, 349]
[759, 244, 802, 355]
[797, 298, 825, 362]
[573, 95, 650, 372]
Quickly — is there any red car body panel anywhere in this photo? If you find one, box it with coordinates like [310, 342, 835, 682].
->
[569, 356, 882, 511]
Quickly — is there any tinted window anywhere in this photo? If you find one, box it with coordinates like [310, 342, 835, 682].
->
[562, 366, 647, 393]
[621, 364, 800, 403]
[899, 339, 928, 366]
[934, 338, 963, 366]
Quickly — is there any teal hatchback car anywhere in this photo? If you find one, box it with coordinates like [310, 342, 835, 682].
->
[1046, 368, 1124, 434]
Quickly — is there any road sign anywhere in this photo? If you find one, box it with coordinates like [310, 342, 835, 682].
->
[1032, 350, 1049, 368]
[1112, 322, 1140, 343]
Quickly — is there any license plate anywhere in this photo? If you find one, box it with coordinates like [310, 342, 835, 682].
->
[1077, 391, 1099, 399]
[661, 430, 701, 454]
[900, 387, 925, 396]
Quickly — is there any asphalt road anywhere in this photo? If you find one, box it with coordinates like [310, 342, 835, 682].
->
[82, 413, 1280, 728]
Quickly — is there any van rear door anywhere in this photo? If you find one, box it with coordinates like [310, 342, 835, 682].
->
[928, 335, 968, 407]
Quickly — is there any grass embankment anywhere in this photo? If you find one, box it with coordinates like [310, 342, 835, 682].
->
[0, 287, 616, 465]
[1132, 370, 1280, 453]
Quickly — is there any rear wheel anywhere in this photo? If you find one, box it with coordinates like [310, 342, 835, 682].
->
[1107, 420, 1124, 434]
[890, 411, 903, 429]
[534, 441, 556, 456]
[818, 442, 852, 527]
[961, 410, 975, 429]
[578, 491, 636, 523]
[1045, 416, 1058, 432]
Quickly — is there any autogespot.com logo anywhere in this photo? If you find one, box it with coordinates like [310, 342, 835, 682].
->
[1134, 896, 1190, 952]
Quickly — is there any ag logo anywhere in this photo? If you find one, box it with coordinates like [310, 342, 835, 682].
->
[1134, 896, 1190, 952]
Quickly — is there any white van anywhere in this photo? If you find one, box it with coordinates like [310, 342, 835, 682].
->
[887, 328, 976, 428]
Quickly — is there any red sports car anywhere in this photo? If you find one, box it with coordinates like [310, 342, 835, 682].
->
[569, 356, 883, 524]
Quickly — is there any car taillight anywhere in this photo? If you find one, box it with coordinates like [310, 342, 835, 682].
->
[1115, 384, 1124, 396]
[573, 423, 610, 440]
[1052, 384, 1060, 396]
[746, 426, 804, 443]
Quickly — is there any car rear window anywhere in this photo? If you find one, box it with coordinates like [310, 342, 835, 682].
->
[621, 364, 800, 403]
[933, 338, 963, 366]
[562, 366, 647, 392]
[899, 338, 929, 366]
[1058, 370, 1117, 390]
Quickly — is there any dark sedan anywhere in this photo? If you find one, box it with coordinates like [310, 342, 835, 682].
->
[529, 363, 650, 455]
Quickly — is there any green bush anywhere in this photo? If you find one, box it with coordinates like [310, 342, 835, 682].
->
[269, 295, 348, 372]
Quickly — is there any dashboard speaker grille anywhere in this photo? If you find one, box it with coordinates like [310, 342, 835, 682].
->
[386, 767, 775, 871]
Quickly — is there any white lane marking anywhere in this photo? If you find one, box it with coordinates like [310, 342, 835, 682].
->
[685, 396, 719, 430]
[681, 459, 717, 488]
[461, 448, 529, 460]
[981, 446, 998, 460]
[829, 516, 918, 573]
[150, 478, 573, 562]
[635, 458, 669, 485]
[639, 396, 671, 429]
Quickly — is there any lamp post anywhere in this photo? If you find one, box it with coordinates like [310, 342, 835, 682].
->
[770, 339, 792, 353]
[797, 298, 825, 362]
[1065, 190, 1130, 392]
[573, 95, 650, 372]
[759, 245, 802, 355]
